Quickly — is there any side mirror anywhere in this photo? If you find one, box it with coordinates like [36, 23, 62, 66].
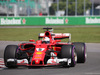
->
[29, 39, 35, 42]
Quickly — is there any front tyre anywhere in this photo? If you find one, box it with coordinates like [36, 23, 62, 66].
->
[61, 45, 77, 67]
[72, 42, 87, 63]
[4, 45, 18, 68]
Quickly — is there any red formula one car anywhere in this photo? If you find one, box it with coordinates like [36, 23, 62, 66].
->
[4, 28, 87, 68]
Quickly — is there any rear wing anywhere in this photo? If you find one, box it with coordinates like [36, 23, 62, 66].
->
[39, 33, 71, 42]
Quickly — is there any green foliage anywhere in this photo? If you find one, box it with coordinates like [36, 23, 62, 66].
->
[50, 0, 91, 15]
[51, 1, 66, 11]
[68, 2, 75, 15]
[49, 6, 55, 15]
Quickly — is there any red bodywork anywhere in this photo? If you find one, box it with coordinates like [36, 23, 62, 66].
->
[18, 30, 71, 66]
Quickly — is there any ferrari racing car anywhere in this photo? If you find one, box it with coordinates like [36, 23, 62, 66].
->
[4, 28, 87, 68]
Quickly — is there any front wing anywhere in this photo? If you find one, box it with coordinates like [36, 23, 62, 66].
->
[6, 58, 71, 67]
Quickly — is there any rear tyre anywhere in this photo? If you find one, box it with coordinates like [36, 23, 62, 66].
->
[61, 45, 77, 67]
[72, 42, 87, 63]
[4, 45, 18, 68]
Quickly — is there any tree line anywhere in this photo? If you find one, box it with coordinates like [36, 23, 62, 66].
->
[49, 0, 91, 16]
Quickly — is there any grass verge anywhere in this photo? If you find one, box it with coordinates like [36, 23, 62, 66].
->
[0, 27, 100, 43]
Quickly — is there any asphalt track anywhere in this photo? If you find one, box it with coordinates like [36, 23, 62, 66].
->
[0, 25, 100, 28]
[0, 41, 100, 75]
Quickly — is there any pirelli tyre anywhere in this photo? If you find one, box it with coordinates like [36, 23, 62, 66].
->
[61, 45, 77, 67]
[4, 45, 18, 68]
[72, 42, 87, 63]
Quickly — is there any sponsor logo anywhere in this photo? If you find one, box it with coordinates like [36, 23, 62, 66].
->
[86, 17, 100, 24]
[22, 19, 26, 24]
[65, 19, 68, 23]
[45, 18, 64, 24]
[0, 18, 26, 25]
[36, 52, 43, 54]
[45, 18, 68, 24]
[34, 57, 41, 59]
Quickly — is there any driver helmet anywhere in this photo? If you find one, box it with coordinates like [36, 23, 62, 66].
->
[49, 29, 53, 33]
[42, 37, 50, 43]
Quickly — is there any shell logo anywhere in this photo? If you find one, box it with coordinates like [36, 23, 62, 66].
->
[36, 52, 43, 54]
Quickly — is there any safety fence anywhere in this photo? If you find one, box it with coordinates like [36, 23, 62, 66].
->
[0, 0, 100, 16]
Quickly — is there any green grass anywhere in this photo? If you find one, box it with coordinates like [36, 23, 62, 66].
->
[0, 27, 100, 43]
